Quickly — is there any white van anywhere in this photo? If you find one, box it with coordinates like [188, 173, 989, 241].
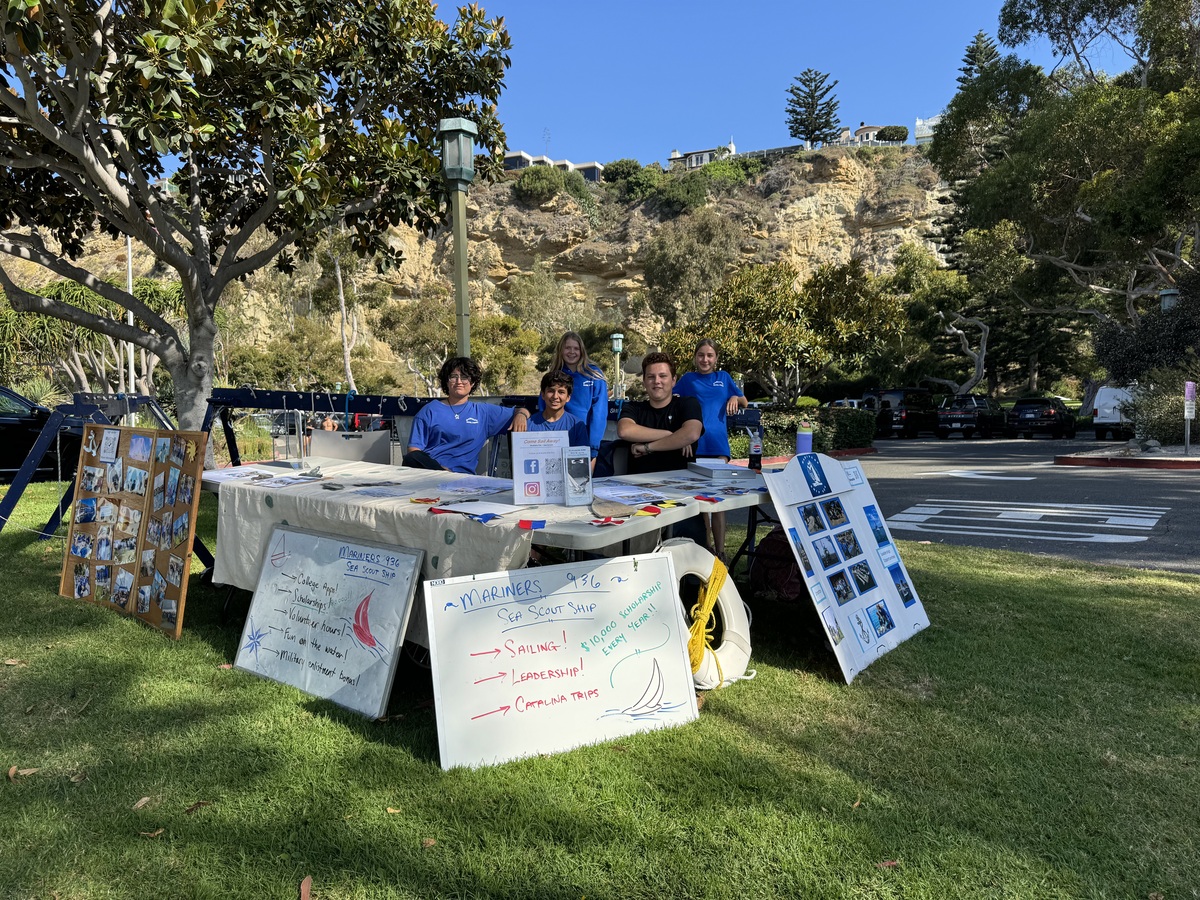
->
[1093, 385, 1134, 440]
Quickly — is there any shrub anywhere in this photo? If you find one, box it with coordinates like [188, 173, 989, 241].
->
[1129, 359, 1200, 444]
[727, 405, 875, 457]
[876, 125, 909, 142]
[622, 166, 662, 202]
[513, 165, 564, 204]
[651, 170, 710, 215]
[602, 158, 641, 182]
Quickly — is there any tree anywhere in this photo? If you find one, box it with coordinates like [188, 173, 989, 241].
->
[785, 69, 842, 146]
[958, 30, 1002, 87]
[666, 259, 905, 404]
[642, 208, 741, 328]
[875, 125, 909, 142]
[0, 1, 511, 429]
[497, 260, 592, 338]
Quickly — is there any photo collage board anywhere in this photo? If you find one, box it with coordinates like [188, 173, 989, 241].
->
[59, 424, 208, 639]
[762, 453, 930, 683]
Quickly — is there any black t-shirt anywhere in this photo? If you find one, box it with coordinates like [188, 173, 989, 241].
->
[619, 395, 704, 474]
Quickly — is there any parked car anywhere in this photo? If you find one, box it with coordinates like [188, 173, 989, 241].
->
[0, 386, 83, 484]
[1007, 397, 1077, 439]
[864, 387, 939, 438]
[1092, 385, 1135, 441]
[936, 394, 1007, 439]
[823, 398, 863, 409]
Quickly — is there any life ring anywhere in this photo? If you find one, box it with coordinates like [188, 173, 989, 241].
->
[660, 538, 754, 690]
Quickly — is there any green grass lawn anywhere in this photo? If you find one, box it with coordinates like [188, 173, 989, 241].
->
[1, 483, 1198, 899]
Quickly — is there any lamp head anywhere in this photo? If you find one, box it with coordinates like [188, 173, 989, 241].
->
[438, 118, 478, 189]
[610, 332, 624, 353]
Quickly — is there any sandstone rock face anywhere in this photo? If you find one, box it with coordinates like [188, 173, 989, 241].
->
[386, 146, 946, 320]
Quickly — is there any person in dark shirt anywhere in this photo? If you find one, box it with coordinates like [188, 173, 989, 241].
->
[617, 351, 703, 475]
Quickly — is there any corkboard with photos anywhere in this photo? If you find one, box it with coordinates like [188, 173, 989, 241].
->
[59, 425, 208, 640]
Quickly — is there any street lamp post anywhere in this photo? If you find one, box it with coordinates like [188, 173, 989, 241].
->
[438, 118, 478, 359]
[610, 332, 624, 399]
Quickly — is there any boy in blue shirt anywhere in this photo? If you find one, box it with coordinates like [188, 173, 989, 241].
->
[527, 371, 590, 448]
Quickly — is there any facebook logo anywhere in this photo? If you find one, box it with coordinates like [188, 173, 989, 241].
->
[524, 459, 539, 474]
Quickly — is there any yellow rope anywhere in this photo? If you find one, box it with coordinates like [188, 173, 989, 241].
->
[687, 554, 728, 688]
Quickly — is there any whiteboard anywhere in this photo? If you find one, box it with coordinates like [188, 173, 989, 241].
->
[762, 453, 930, 684]
[425, 553, 699, 769]
[235, 526, 424, 719]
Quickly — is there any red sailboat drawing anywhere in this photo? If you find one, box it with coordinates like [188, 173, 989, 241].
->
[351, 590, 377, 648]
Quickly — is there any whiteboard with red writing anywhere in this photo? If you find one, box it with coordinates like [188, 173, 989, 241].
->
[424, 553, 699, 769]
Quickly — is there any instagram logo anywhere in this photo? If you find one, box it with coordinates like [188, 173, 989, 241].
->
[525, 482, 541, 496]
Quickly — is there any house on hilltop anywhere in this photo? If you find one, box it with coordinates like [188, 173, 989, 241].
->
[503, 150, 604, 182]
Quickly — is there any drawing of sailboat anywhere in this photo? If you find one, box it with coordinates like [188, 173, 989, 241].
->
[352, 590, 377, 648]
[622, 659, 666, 716]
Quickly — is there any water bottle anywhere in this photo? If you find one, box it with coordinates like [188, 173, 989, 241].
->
[749, 428, 763, 471]
[796, 421, 813, 455]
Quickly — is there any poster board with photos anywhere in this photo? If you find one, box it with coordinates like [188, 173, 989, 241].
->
[424, 553, 700, 770]
[235, 526, 423, 720]
[60, 424, 208, 639]
[762, 453, 929, 683]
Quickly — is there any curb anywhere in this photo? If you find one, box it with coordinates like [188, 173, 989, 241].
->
[1054, 454, 1200, 470]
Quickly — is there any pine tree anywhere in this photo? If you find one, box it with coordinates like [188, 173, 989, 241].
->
[785, 69, 842, 146]
[958, 31, 1001, 87]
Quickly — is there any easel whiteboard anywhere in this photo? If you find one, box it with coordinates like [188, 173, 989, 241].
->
[425, 553, 699, 769]
[235, 526, 423, 719]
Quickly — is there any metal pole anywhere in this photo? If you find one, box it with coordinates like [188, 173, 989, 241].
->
[126, 235, 136, 425]
[451, 188, 470, 358]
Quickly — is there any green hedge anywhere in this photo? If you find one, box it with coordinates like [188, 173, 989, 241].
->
[728, 406, 876, 457]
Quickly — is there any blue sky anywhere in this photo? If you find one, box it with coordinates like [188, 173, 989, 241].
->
[481, 0, 1060, 167]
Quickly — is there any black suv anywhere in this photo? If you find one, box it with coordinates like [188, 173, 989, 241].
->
[864, 388, 938, 438]
[937, 395, 1007, 439]
[1007, 397, 1077, 439]
[0, 386, 82, 484]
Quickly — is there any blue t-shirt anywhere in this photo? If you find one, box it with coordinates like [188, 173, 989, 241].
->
[528, 411, 590, 447]
[408, 400, 514, 473]
[675, 370, 745, 458]
[538, 366, 608, 456]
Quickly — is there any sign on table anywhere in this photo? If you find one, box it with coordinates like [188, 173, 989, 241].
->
[425, 553, 699, 769]
[763, 453, 929, 683]
[235, 526, 423, 719]
[511, 431, 570, 504]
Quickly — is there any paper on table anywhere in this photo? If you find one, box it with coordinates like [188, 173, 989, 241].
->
[431, 500, 523, 516]
[592, 483, 667, 506]
[202, 467, 279, 483]
[436, 476, 513, 495]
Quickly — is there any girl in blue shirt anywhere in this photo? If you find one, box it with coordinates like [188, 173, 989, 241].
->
[674, 338, 747, 560]
[543, 331, 608, 458]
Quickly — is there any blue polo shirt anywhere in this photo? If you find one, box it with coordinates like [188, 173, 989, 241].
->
[537, 366, 608, 455]
[408, 401, 514, 473]
[675, 370, 745, 458]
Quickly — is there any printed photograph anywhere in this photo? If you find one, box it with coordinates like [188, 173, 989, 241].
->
[178, 474, 195, 506]
[105, 457, 124, 493]
[864, 504, 889, 545]
[97, 499, 117, 524]
[159, 511, 173, 550]
[852, 610, 875, 651]
[113, 536, 138, 566]
[113, 567, 134, 608]
[69, 530, 94, 559]
[800, 502, 825, 535]
[166, 554, 184, 587]
[787, 527, 814, 576]
[152, 471, 165, 511]
[116, 503, 142, 536]
[834, 527, 863, 561]
[888, 563, 916, 607]
[161, 596, 178, 629]
[821, 607, 845, 646]
[95, 524, 113, 562]
[828, 569, 856, 605]
[94, 565, 112, 605]
[812, 536, 840, 570]
[72, 562, 91, 600]
[155, 437, 171, 464]
[867, 600, 897, 638]
[849, 560, 877, 594]
[124, 465, 148, 496]
[170, 436, 185, 466]
[152, 570, 167, 608]
[146, 516, 162, 550]
[136, 585, 152, 615]
[799, 453, 831, 497]
[80, 465, 105, 494]
[128, 433, 153, 462]
[820, 497, 849, 529]
[166, 466, 180, 506]
[99, 428, 121, 463]
[140, 548, 156, 578]
[75, 497, 97, 524]
[172, 510, 189, 547]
